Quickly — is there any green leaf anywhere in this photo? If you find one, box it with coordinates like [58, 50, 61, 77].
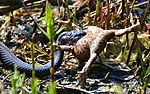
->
[55, 26, 65, 35]
[46, 1, 54, 41]
[49, 81, 56, 94]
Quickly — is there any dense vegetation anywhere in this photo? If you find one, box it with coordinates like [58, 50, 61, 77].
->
[0, 0, 149, 93]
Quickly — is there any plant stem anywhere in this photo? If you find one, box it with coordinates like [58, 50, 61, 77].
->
[125, 0, 129, 49]
[106, 0, 110, 29]
[93, 0, 101, 25]
[64, 0, 72, 30]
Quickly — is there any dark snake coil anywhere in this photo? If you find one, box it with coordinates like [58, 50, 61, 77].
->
[0, 30, 86, 78]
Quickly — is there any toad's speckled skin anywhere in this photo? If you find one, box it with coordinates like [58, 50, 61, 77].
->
[69, 22, 139, 87]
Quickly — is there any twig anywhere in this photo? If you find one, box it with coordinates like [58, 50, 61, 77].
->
[0, 0, 76, 15]
[0, 4, 22, 15]
[125, 16, 140, 65]
[125, 30, 137, 65]
[131, 1, 148, 8]
[1, 73, 13, 82]
[121, 0, 125, 19]
[125, 0, 129, 49]
[20, 0, 50, 40]
[106, 0, 110, 29]
[21, 86, 31, 93]
[128, 0, 136, 18]
[63, 0, 72, 30]
[140, 0, 150, 31]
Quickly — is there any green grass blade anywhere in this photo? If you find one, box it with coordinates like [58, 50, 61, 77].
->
[46, 1, 54, 41]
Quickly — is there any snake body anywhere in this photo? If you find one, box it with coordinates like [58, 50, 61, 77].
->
[0, 30, 86, 78]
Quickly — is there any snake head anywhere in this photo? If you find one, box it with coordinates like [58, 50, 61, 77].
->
[57, 30, 86, 45]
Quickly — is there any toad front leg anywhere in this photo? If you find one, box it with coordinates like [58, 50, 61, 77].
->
[77, 52, 97, 88]
[76, 37, 106, 88]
